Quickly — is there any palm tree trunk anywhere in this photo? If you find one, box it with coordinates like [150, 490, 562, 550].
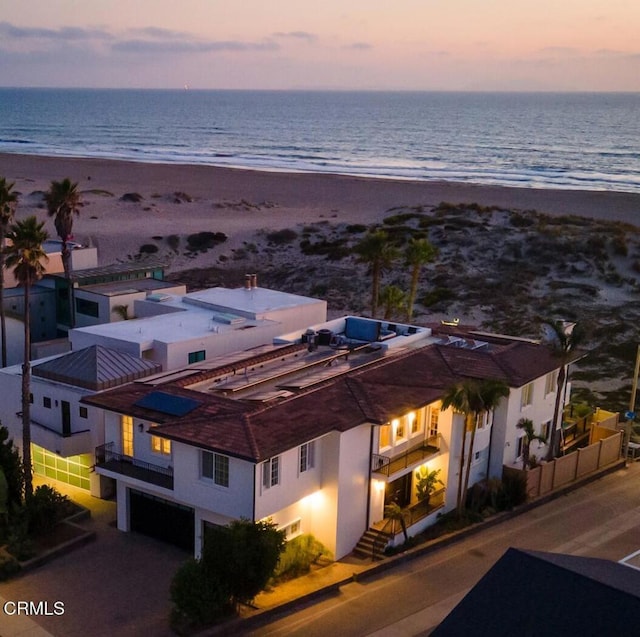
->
[546, 366, 566, 461]
[371, 261, 381, 317]
[456, 415, 470, 515]
[22, 279, 33, 498]
[462, 415, 479, 512]
[406, 265, 419, 321]
[61, 241, 75, 329]
[0, 248, 6, 368]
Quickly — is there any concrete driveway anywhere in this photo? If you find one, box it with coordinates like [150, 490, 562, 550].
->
[0, 480, 188, 637]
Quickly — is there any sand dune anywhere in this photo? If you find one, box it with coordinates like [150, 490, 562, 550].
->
[2, 152, 639, 274]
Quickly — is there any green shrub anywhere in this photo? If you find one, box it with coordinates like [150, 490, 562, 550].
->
[420, 287, 455, 308]
[300, 238, 350, 260]
[610, 234, 628, 257]
[383, 212, 423, 225]
[509, 212, 536, 227]
[274, 534, 331, 581]
[120, 192, 143, 202]
[0, 550, 20, 581]
[25, 485, 71, 537]
[170, 559, 230, 631]
[496, 473, 527, 510]
[6, 516, 35, 561]
[266, 228, 298, 245]
[166, 234, 180, 252]
[186, 231, 227, 252]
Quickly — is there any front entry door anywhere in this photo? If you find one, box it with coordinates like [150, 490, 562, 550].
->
[385, 472, 412, 508]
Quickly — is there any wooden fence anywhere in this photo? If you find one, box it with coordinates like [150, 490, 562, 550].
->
[504, 430, 623, 500]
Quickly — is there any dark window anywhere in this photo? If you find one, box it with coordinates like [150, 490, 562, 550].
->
[79, 406, 88, 419]
[188, 350, 206, 364]
[262, 457, 280, 488]
[76, 298, 100, 318]
[201, 450, 229, 487]
[43, 397, 52, 409]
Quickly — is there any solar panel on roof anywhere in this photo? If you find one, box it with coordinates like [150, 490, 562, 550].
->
[134, 391, 202, 416]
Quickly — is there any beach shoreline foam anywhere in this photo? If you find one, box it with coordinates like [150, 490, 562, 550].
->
[1, 151, 639, 274]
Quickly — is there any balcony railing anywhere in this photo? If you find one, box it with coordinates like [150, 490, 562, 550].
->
[95, 442, 173, 490]
[372, 434, 441, 476]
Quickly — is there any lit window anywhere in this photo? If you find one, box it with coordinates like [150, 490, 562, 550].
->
[121, 415, 134, 457]
[409, 412, 421, 435]
[429, 408, 439, 438]
[394, 418, 405, 442]
[545, 372, 556, 396]
[300, 441, 315, 473]
[151, 435, 171, 455]
[262, 457, 280, 489]
[379, 424, 391, 449]
[521, 383, 534, 409]
[201, 450, 229, 487]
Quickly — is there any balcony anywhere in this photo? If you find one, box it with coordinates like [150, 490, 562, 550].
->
[372, 435, 441, 477]
[95, 442, 173, 490]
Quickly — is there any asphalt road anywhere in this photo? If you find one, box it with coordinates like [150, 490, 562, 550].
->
[248, 462, 640, 637]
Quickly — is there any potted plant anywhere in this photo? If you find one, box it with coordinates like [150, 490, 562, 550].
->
[415, 467, 443, 505]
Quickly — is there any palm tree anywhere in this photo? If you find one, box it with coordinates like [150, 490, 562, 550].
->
[384, 502, 411, 543]
[5, 217, 49, 498]
[379, 284, 406, 320]
[541, 320, 584, 461]
[516, 418, 546, 470]
[442, 379, 509, 515]
[405, 238, 437, 321]
[45, 178, 81, 328]
[0, 177, 18, 367]
[355, 230, 398, 318]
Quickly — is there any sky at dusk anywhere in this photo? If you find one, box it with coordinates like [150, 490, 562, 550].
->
[1, 1, 639, 91]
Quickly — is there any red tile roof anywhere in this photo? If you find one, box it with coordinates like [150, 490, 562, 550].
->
[83, 337, 567, 462]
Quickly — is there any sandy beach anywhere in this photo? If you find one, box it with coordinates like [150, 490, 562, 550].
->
[1, 152, 640, 274]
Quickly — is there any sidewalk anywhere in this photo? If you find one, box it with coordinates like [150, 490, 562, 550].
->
[0, 596, 56, 637]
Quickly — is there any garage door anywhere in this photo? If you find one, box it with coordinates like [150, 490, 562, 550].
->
[129, 489, 194, 552]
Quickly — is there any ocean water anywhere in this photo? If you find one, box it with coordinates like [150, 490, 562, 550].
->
[0, 88, 639, 193]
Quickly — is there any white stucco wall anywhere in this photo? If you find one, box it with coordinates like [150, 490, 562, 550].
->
[334, 425, 372, 559]
[172, 443, 254, 520]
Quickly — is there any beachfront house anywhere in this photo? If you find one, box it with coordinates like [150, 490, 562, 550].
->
[0, 346, 161, 496]
[69, 280, 327, 371]
[0, 280, 327, 496]
[82, 318, 569, 559]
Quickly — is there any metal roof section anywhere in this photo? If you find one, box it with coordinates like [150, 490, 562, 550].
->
[32, 345, 162, 390]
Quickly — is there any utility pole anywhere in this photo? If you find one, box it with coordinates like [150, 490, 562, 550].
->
[624, 344, 640, 460]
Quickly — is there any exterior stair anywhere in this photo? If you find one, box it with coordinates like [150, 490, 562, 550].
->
[353, 528, 392, 560]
